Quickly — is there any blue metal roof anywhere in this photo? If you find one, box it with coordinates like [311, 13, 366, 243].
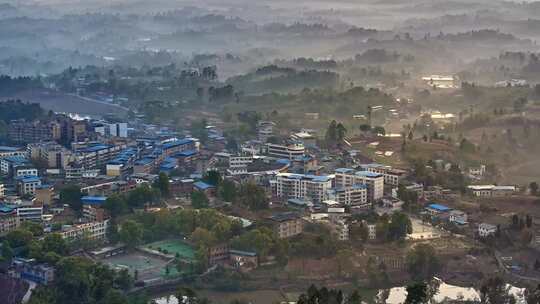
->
[81, 144, 112, 153]
[427, 203, 451, 212]
[18, 176, 40, 183]
[355, 171, 383, 178]
[175, 150, 198, 157]
[335, 168, 355, 174]
[82, 196, 107, 205]
[194, 181, 214, 190]
[163, 139, 194, 149]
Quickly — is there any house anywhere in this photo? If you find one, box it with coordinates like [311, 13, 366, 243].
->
[367, 223, 377, 240]
[11, 258, 55, 285]
[16, 176, 41, 196]
[268, 212, 303, 239]
[193, 181, 216, 196]
[469, 165, 486, 177]
[208, 244, 230, 266]
[0, 206, 20, 236]
[229, 250, 258, 271]
[478, 223, 497, 238]
[81, 196, 107, 206]
[60, 220, 109, 242]
[425, 203, 452, 216]
[449, 210, 468, 225]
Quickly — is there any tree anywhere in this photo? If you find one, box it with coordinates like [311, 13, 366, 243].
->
[60, 185, 83, 215]
[191, 191, 209, 209]
[336, 123, 347, 141]
[42, 233, 68, 256]
[176, 287, 197, 304]
[6, 229, 33, 248]
[405, 282, 428, 304]
[406, 244, 441, 281]
[388, 212, 412, 241]
[102, 289, 128, 304]
[1, 240, 13, 261]
[480, 276, 516, 304]
[530, 182, 539, 196]
[190, 228, 217, 248]
[219, 180, 237, 202]
[154, 172, 170, 197]
[119, 220, 143, 248]
[236, 183, 269, 210]
[103, 195, 127, 218]
[203, 170, 222, 186]
[114, 269, 133, 291]
[326, 120, 338, 144]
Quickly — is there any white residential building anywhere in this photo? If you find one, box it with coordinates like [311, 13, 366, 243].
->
[478, 223, 497, 238]
[257, 121, 275, 143]
[469, 165, 486, 177]
[328, 214, 349, 241]
[15, 167, 38, 178]
[329, 184, 369, 208]
[360, 163, 407, 187]
[61, 220, 110, 242]
[17, 176, 41, 195]
[449, 210, 468, 225]
[468, 185, 516, 197]
[266, 143, 305, 160]
[274, 173, 333, 203]
[0, 184, 4, 198]
[335, 168, 384, 202]
[367, 223, 377, 240]
[17, 206, 43, 222]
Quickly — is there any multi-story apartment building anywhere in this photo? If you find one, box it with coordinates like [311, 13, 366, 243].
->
[12, 258, 55, 285]
[266, 143, 305, 160]
[0, 146, 27, 159]
[60, 220, 109, 242]
[274, 173, 333, 203]
[17, 206, 43, 222]
[257, 121, 275, 142]
[8, 120, 61, 143]
[73, 143, 127, 169]
[17, 176, 41, 196]
[360, 163, 406, 187]
[334, 168, 384, 202]
[0, 183, 4, 198]
[105, 148, 138, 177]
[467, 185, 517, 197]
[0, 206, 20, 236]
[328, 214, 349, 241]
[162, 138, 198, 157]
[214, 152, 254, 175]
[28, 142, 72, 169]
[268, 212, 303, 239]
[1, 156, 31, 176]
[329, 184, 369, 208]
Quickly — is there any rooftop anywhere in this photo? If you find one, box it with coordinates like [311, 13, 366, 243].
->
[426, 203, 451, 212]
[193, 181, 215, 190]
[269, 212, 300, 222]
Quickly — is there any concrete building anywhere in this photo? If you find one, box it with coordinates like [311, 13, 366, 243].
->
[266, 143, 305, 160]
[73, 143, 127, 169]
[60, 220, 109, 242]
[162, 139, 198, 157]
[449, 210, 468, 225]
[329, 184, 369, 208]
[0, 206, 20, 236]
[334, 169, 384, 202]
[8, 120, 61, 143]
[16, 176, 41, 196]
[0, 146, 27, 159]
[17, 206, 43, 222]
[0, 184, 4, 198]
[28, 142, 72, 170]
[257, 121, 275, 143]
[360, 163, 406, 187]
[478, 223, 497, 238]
[268, 212, 303, 239]
[468, 185, 517, 197]
[11, 258, 55, 285]
[274, 173, 333, 203]
[1, 156, 31, 176]
[328, 214, 349, 241]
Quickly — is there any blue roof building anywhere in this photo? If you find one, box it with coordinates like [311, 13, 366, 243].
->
[81, 196, 107, 206]
[194, 181, 215, 191]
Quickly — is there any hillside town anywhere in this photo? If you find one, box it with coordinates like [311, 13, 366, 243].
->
[0, 102, 539, 303]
